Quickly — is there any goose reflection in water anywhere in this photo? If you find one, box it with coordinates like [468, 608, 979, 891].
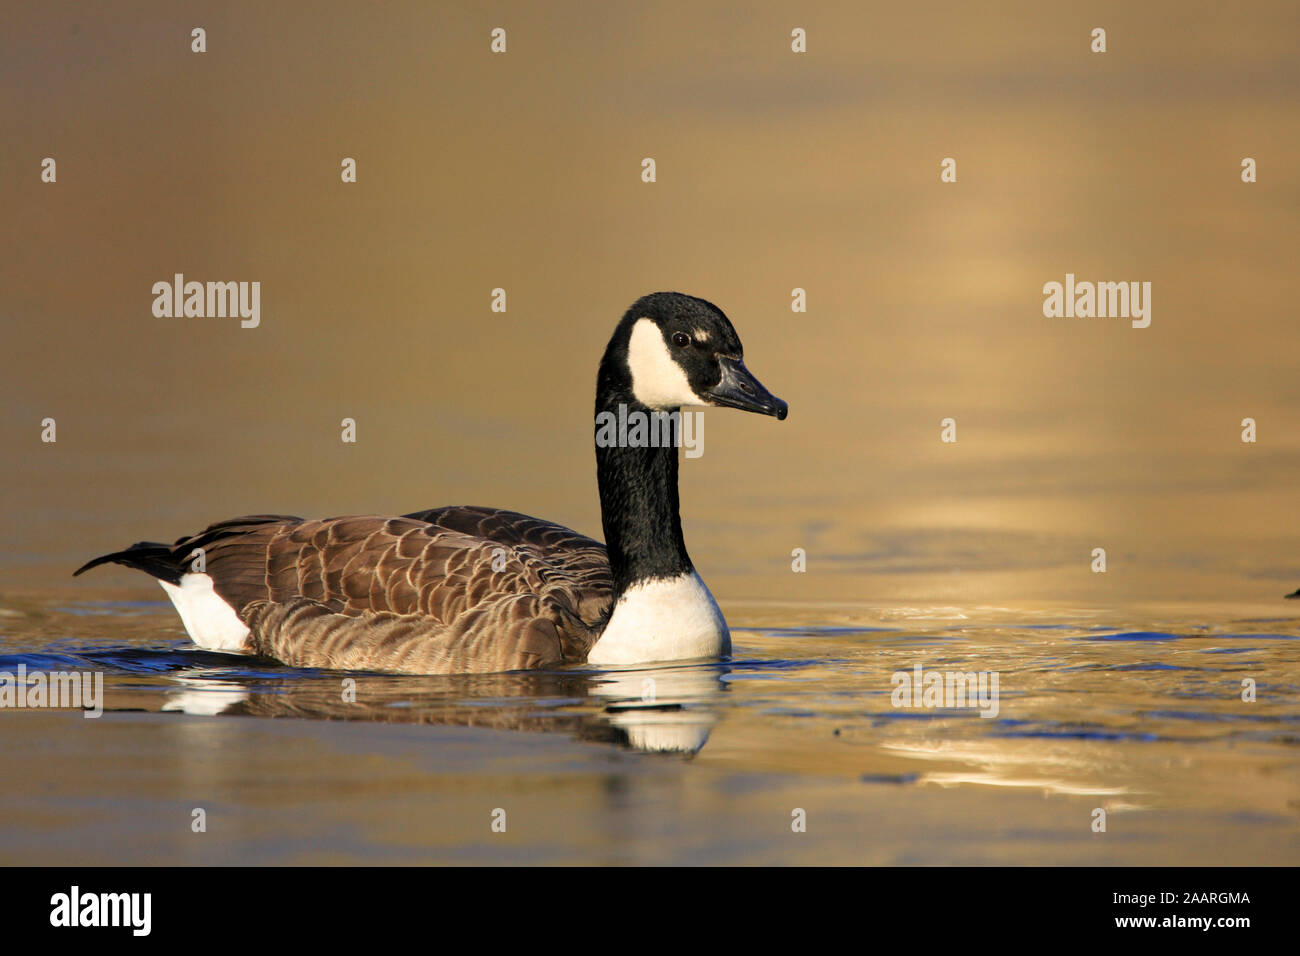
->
[158, 661, 727, 755]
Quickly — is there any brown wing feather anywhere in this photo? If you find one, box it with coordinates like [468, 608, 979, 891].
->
[243, 596, 572, 674]
[169, 508, 613, 674]
[403, 506, 614, 625]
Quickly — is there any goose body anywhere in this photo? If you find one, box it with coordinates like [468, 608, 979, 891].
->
[76, 293, 788, 674]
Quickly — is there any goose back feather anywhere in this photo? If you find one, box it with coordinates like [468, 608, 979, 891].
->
[77, 508, 614, 673]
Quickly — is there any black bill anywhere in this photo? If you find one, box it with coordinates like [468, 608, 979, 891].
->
[706, 356, 788, 420]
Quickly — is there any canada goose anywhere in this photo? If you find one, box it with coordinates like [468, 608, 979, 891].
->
[76, 292, 788, 674]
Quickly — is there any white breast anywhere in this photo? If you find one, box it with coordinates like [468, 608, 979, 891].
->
[587, 571, 730, 666]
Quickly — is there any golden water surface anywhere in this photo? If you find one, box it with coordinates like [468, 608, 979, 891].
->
[1, 1, 1297, 864]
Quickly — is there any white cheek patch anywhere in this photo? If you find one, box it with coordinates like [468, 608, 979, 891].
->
[626, 318, 705, 409]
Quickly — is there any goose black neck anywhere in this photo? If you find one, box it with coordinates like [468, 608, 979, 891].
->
[594, 381, 693, 598]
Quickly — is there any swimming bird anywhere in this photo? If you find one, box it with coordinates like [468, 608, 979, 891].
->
[75, 292, 788, 674]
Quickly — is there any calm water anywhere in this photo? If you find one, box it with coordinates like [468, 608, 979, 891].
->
[1, 591, 1296, 865]
[4, 0, 1297, 868]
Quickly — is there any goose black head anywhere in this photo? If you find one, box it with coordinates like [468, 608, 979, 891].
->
[600, 292, 788, 420]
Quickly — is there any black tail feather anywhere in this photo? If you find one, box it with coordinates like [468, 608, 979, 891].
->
[74, 515, 302, 586]
[73, 541, 183, 584]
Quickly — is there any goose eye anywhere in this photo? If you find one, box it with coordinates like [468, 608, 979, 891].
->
[671, 331, 690, 348]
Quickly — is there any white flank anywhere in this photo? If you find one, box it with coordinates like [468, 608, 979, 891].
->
[158, 574, 251, 652]
[626, 318, 704, 408]
[588, 571, 729, 665]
